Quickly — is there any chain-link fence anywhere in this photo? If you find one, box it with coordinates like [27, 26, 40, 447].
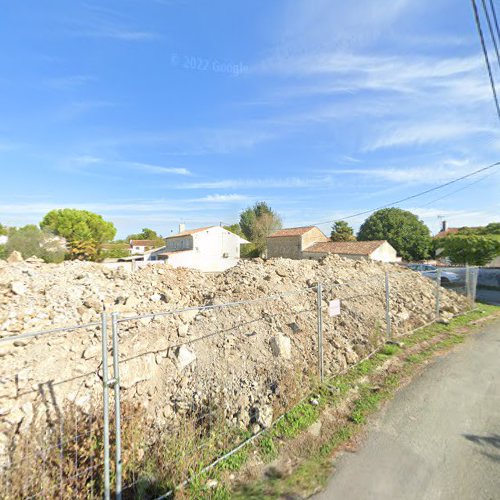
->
[0, 268, 477, 499]
[0, 321, 106, 499]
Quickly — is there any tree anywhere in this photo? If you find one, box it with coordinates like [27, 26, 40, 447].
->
[438, 234, 500, 265]
[239, 202, 282, 255]
[40, 209, 116, 260]
[126, 228, 163, 243]
[4, 225, 66, 263]
[223, 224, 244, 238]
[358, 208, 432, 261]
[0, 223, 7, 236]
[331, 220, 356, 242]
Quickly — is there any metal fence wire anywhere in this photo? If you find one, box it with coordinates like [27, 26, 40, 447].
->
[0, 267, 478, 499]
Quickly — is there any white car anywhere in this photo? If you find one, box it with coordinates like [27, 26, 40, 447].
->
[406, 264, 460, 284]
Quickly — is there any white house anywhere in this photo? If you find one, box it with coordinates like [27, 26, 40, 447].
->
[129, 239, 157, 255]
[0, 235, 7, 245]
[148, 225, 249, 272]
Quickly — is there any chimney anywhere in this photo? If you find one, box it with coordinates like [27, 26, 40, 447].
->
[441, 220, 447, 232]
[178, 223, 186, 234]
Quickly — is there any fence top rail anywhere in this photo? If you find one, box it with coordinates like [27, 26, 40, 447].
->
[117, 285, 318, 323]
[0, 321, 100, 345]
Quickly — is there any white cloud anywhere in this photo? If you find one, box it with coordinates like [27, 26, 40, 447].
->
[366, 122, 494, 151]
[192, 194, 249, 203]
[44, 75, 97, 89]
[177, 176, 335, 189]
[67, 156, 191, 176]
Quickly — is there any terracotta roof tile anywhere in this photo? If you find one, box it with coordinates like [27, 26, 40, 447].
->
[130, 240, 157, 246]
[268, 226, 318, 238]
[306, 240, 387, 255]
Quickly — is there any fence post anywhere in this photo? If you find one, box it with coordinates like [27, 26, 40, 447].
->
[111, 312, 122, 500]
[465, 262, 471, 304]
[316, 283, 324, 383]
[100, 312, 111, 500]
[385, 271, 391, 340]
[435, 269, 441, 321]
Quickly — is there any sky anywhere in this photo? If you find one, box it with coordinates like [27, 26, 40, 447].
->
[0, 0, 499, 238]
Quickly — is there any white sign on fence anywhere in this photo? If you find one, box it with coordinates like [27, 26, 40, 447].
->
[328, 299, 341, 317]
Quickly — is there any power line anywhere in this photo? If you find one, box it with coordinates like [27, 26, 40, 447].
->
[471, 0, 500, 122]
[489, 0, 500, 55]
[311, 160, 500, 226]
[482, 0, 500, 70]
[418, 166, 500, 207]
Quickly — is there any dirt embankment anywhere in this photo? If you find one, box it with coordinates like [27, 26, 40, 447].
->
[0, 255, 469, 459]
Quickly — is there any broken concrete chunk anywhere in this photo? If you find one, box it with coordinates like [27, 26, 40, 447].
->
[270, 334, 291, 359]
[175, 345, 196, 370]
[11, 281, 27, 296]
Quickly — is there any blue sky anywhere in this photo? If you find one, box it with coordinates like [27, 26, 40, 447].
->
[1, 0, 499, 238]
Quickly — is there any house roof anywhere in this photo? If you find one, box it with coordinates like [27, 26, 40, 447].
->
[435, 226, 481, 238]
[268, 226, 318, 238]
[165, 226, 218, 239]
[305, 240, 387, 255]
[164, 226, 249, 244]
[435, 228, 458, 238]
[130, 239, 157, 246]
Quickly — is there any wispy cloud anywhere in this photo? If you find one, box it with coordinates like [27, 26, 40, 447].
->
[44, 75, 97, 89]
[365, 121, 494, 151]
[331, 158, 480, 184]
[82, 28, 160, 40]
[177, 176, 336, 189]
[191, 194, 249, 203]
[67, 156, 192, 176]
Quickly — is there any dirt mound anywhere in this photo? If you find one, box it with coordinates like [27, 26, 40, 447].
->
[0, 256, 468, 457]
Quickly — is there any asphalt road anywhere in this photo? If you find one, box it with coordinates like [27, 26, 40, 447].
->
[315, 318, 500, 500]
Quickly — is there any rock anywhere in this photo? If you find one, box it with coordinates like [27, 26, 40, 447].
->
[84, 298, 102, 312]
[7, 251, 23, 263]
[307, 420, 322, 437]
[11, 281, 27, 296]
[82, 344, 101, 360]
[175, 345, 196, 370]
[0, 345, 11, 358]
[254, 405, 273, 428]
[150, 293, 162, 302]
[25, 256, 44, 264]
[119, 353, 156, 389]
[179, 309, 198, 323]
[177, 324, 189, 337]
[206, 479, 218, 489]
[270, 334, 291, 359]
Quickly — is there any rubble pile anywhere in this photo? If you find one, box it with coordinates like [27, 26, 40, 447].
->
[0, 255, 468, 454]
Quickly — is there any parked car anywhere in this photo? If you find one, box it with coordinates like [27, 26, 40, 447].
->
[406, 264, 460, 284]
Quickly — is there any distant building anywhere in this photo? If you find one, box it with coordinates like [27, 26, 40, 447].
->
[148, 225, 249, 272]
[267, 226, 329, 259]
[0, 235, 7, 245]
[129, 240, 157, 255]
[302, 240, 399, 263]
[267, 226, 399, 263]
[435, 220, 500, 267]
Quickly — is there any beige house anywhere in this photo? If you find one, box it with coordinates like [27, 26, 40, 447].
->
[267, 226, 399, 263]
[267, 226, 329, 259]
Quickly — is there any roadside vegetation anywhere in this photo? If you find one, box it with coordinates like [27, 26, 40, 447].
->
[182, 304, 499, 499]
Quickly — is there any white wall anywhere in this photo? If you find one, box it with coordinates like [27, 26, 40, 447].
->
[152, 227, 244, 272]
[369, 242, 398, 263]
